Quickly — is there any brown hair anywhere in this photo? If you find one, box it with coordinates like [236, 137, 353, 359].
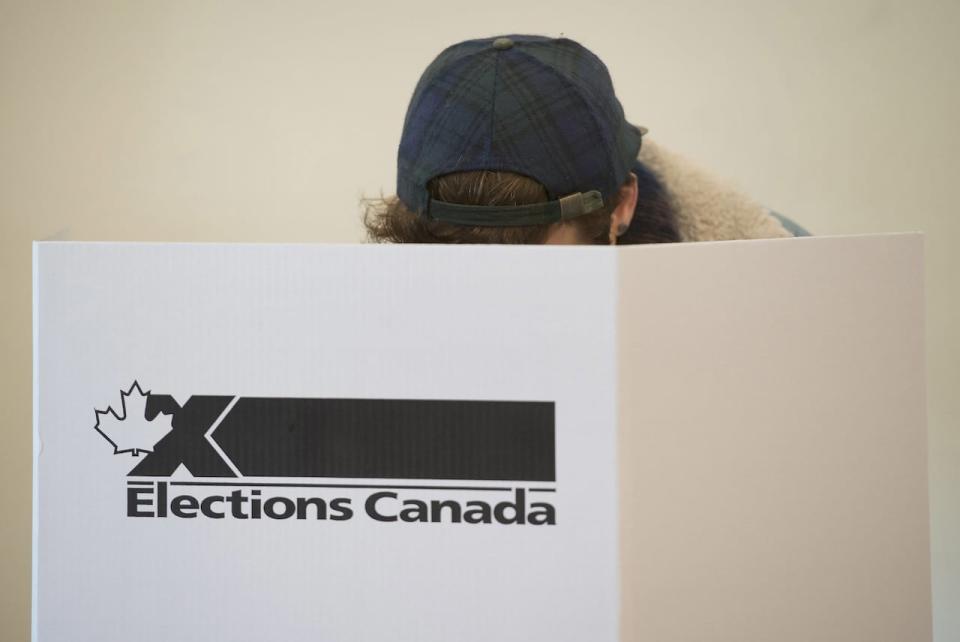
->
[362, 167, 679, 245]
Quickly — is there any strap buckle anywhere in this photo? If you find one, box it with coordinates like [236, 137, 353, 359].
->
[558, 191, 604, 220]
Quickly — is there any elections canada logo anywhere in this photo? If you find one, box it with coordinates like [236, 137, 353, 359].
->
[94, 382, 557, 526]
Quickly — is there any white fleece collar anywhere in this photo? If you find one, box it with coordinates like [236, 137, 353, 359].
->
[638, 139, 791, 242]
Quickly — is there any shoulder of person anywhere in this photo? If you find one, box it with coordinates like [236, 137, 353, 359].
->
[637, 140, 811, 241]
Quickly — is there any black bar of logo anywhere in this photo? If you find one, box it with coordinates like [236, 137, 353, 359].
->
[132, 396, 556, 482]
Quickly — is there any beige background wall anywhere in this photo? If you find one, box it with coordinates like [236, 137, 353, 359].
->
[1, 1, 956, 640]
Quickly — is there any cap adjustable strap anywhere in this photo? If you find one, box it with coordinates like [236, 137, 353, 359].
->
[558, 191, 604, 220]
[425, 190, 604, 227]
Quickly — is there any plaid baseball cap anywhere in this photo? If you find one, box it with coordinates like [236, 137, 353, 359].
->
[397, 34, 646, 226]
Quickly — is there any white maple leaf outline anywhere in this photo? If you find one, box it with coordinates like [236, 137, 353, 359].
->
[93, 381, 174, 456]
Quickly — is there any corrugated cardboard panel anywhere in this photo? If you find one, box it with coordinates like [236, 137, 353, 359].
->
[34, 243, 620, 642]
[617, 234, 929, 641]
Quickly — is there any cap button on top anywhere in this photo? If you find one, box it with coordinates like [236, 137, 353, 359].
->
[492, 37, 514, 50]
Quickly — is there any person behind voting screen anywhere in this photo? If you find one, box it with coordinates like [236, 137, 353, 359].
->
[364, 34, 809, 244]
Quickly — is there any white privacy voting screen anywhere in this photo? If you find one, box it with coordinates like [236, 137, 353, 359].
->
[33, 236, 930, 642]
[34, 243, 619, 642]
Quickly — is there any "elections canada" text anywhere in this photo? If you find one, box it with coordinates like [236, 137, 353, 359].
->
[127, 482, 556, 525]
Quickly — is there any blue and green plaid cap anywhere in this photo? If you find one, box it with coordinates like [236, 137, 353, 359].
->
[397, 34, 646, 226]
